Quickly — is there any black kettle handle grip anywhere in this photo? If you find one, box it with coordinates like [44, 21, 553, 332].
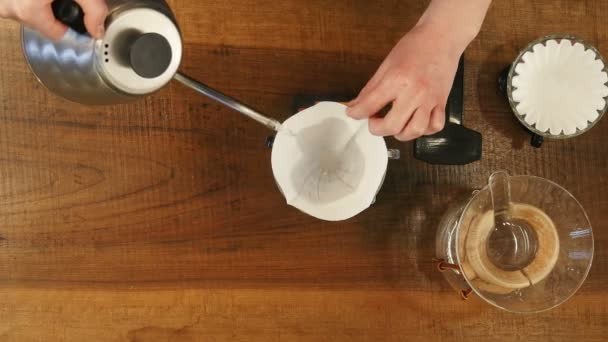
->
[52, 0, 88, 35]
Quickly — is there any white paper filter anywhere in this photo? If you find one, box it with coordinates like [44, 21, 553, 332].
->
[271, 102, 388, 221]
[511, 39, 608, 136]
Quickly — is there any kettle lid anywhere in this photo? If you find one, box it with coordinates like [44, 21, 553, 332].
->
[129, 32, 173, 79]
[98, 7, 182, 95]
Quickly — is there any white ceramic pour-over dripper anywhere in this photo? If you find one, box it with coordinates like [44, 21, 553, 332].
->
[272, 102, 396, 221]
[435, 172, 594, 313]
[175, 75, 398, 221]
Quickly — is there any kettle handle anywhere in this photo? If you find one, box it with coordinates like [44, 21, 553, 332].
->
[52, 0, 87, 35]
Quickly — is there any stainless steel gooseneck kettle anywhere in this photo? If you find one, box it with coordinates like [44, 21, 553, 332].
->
[22, 0, 183, 105]
[21, 0, 282, 130]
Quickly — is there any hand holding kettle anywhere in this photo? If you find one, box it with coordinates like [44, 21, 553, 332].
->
[0, 0, 107, 40]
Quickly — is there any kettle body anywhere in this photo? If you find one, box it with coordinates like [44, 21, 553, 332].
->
[21, 0, 183, 105]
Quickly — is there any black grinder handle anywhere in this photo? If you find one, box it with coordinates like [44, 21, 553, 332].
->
[52, 0, 87, 35]
[413, 55, 483, 165]
[447, 56, 465, 125]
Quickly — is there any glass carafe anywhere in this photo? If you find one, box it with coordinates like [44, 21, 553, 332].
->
[435, 172, 593, 313]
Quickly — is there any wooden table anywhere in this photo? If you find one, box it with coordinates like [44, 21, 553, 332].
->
[1, 0, 607, 340]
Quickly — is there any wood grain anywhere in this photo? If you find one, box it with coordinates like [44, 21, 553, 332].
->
[1, 0, 607, 341]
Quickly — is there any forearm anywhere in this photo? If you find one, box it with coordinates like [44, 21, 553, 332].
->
[416, 0, 492, 52]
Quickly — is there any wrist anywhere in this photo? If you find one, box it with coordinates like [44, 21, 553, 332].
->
[415, 0, 489, 53]
[413, 20, 474, 57]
